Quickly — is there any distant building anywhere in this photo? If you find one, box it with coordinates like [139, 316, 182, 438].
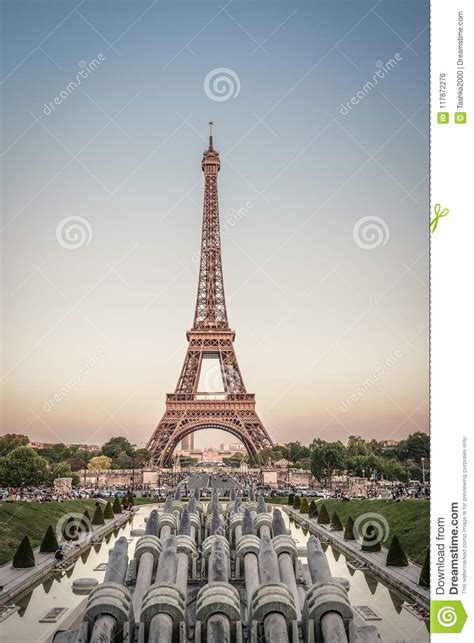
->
[274, 459, 290, 468]
[381, 439, 399, 450]
[28, 441, 100, 451]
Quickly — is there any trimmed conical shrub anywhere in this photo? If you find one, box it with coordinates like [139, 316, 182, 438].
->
[103, 501, 114, 519]
[83, 509, 91, 522]
[331, 511, 343, 531]
[40, 525, 59, 553]
[288, 494, 294, 506]
[300, 498, 309, 514]
[92, 504, 105, 526]
[317, 504, 330, 525]
[386, 535, 408, 567]
[308, 500, 318, 518]
[112, 497, 122, 514]
[127, 494, 135, 506]
[13, 536, 35, 568]
[419, 550, 429, 588]
[361, 522, 382, 552]
[293, 495, 301, 510]
[344, 515, 356, 540]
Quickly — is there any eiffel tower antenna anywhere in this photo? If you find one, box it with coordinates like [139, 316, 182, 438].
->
[147, 126, 272, 466]
[209, 121, 213, 148]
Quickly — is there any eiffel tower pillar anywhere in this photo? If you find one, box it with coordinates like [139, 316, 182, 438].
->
[147, 124, 272, 467]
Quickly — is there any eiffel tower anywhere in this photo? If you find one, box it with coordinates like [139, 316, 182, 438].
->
[147, 124, 273, 467]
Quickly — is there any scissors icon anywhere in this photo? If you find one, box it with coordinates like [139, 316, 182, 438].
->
[430, 203, 449, 233]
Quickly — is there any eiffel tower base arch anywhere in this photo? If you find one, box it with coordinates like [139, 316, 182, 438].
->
[148, 396, 271, 468]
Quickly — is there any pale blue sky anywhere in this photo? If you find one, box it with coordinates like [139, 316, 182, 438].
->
[1, 0, 429, 449]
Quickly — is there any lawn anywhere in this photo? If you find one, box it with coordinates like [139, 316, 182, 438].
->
[264, 496, 289, 505]
[0, 500, 106, 565]
[309, 499, 429, 565]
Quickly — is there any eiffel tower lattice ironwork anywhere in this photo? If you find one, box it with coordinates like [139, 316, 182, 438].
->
[147, 124, 273, 467]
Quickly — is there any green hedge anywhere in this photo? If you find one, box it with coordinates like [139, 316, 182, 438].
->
[13, 536, 35, 568]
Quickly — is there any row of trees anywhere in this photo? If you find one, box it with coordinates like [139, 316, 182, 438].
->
[258, 432, 429, 484]
[0, 434, 150, 487]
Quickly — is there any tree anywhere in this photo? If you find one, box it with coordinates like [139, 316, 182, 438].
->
[113, 451, 133, 469]
[103, 502, 114, 519]
[88, 455, 112, 472]
[308, 500, 318, 518]
[331, 511, 343, 531]
[112, 497, 122, 514]
[396, 432, 429, 464]
[361, 523, 382, 552]
[317, 504, 330, 525]
[384, 460, 408, 482]
[300, 498, 309, 514]
[310, 440, 346, 486]
[419, 550, 429, 588]
[177, 455, 199, 468]
[40, 525, 59, 553]
[293, 495, 301, 510]
[134, 448, 150, 467]
[0, 433, 29, 457]
[287, 441, 310, 464]
[257, 445, 287, 465]
[288, 493, 294, 506]
[92, 504, 105, 525]
[102, 437, 133, 460]
[0, 446, 49, 486]
[347, 436, 369, 457]
[344, 515, 356, 540]
[13, 536, 35, 568]
[37, 443, 71, 464]
[386, 535, 408, 566]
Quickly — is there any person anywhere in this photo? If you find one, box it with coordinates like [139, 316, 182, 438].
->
[54, 547, 64, 562]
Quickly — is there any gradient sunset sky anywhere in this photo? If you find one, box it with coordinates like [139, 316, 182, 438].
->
[1, 0, 429, 449]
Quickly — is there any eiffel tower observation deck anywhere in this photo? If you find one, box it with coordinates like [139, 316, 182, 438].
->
[147, 125, 272, 467]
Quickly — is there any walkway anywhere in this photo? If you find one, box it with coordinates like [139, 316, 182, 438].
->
[284, 506, 429, 609]
[0, 510, 135, 605]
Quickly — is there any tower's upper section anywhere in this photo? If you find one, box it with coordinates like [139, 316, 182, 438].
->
[201, 122, 221, 175]
[193, 123, 229, 331]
